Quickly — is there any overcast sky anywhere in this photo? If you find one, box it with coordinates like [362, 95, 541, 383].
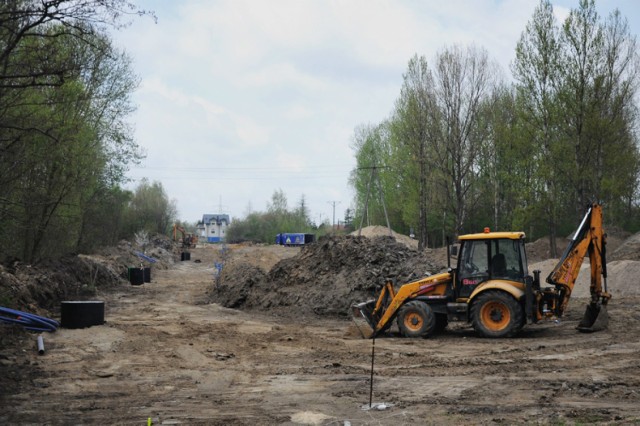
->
[112, 0, 640, 227]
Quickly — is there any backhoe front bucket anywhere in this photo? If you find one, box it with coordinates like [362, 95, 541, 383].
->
[577, 302, 609, 333]
[351, 300, 377, 339]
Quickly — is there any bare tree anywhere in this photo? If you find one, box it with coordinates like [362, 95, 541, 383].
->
[430, 45, 499, 236]
[0, 0, 153, 90]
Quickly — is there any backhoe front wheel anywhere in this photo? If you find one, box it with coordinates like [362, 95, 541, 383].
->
[397, 301, 436, 338]
[471, 290, 524, 338]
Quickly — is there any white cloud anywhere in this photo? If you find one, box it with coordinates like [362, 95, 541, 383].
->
[239, 61, 328, 92]
[135, 76, 270, 153]
[327, 0, 423, 67]
[115, 0, 640, 224]
[284, 104, 313, 120]
[140, 77, 225, 115]
[275, 149, 306, 172]
[232, 114, 271, 147]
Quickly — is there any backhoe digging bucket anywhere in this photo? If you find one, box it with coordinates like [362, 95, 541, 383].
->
[351, 300, 377, 339]
[577, 302, 609, 333]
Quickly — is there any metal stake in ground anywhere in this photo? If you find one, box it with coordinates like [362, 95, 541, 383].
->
[369, 336, 376, 408]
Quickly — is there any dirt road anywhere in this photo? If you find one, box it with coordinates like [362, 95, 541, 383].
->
[2, 245, 640, 425]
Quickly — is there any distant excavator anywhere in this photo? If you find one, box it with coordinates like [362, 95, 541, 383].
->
[172, 223, 198, 248]
[352, 203, 610, 338]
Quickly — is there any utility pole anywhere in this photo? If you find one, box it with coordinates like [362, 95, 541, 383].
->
[357, 165, 391, 236]
[328, 201, 341, 229]
[217, 196, 228, 213]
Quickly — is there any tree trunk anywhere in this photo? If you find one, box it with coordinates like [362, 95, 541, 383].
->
[418, 143, 428, 250]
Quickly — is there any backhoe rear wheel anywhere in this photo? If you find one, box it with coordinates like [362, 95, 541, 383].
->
[397, 301, 436, 338]
[471, 290, 523, 338]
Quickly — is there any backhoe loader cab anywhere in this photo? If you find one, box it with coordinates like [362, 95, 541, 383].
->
[352, 203, 610, 339]
[455, 231, 528, 299]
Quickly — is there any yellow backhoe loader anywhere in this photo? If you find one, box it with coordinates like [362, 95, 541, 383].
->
[352, 203, 610, 338]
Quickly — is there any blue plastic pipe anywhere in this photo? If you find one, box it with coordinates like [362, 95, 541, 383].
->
[0, 307, 59, 332]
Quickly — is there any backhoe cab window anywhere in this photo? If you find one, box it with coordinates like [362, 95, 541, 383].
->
[460, 240, 488, 280]
[490, 239, 523, 280]
[459, 238, 524, 283]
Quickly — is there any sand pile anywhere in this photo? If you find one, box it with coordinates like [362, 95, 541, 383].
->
[212, 235, 445, 318]
[529, 228, 640, 298]
[610, 231, 640, 261]
[352, 225, 418, 249]
[529, 258, 640, 298]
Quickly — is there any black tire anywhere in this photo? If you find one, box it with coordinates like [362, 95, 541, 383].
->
[470, 290, 524, 338]
[434, 313, 448, 334]
[397, 301, 436, 338]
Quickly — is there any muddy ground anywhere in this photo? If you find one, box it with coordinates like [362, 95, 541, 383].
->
[2, 241, 640, 425]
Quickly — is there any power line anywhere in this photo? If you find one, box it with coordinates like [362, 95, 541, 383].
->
[131, 164, 353, 172]
[126, 174, 348, 182]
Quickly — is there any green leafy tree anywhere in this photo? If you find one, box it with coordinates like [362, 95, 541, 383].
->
[227, 190, 320, 243]
[390, 55, 436, 248]
[348, 0, 640, 244]
[76, 187, 132, 252]
[349, 123, 402, 234]
[0, 29, 141, 261]
[0, 1, 150, 261]
[558, 0, 639, 222]
[124, 179, 177, 236]
[512, 0, 566, 255]
[513, 0, 640, 247]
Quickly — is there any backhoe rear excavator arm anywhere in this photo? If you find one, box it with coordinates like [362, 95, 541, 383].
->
[546, 203, 611, 331]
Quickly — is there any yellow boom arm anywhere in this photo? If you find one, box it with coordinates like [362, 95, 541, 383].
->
[546, 203, 611, 316]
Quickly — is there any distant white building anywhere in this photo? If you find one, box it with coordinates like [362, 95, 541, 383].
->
[197, 214, 230, 243]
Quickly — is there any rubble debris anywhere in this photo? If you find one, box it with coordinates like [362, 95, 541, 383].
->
[211, 235, 444, 318]
[0, 234, 178, 313]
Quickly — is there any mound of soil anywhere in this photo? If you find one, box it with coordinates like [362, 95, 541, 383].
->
[92, 237, 176, 272]
[527, 228, 640, 298]
[526, 227, 629, 263]
[211, 235, 446, 318]
[0, 235, 179, 314]
[0, 255, 125, 313]
[525, 236, 570, 263]
[352, 225, 418, 249]
[610, 231, 640, 261]
[211, 262, 266, 309]
[529, 258, 640, 298]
